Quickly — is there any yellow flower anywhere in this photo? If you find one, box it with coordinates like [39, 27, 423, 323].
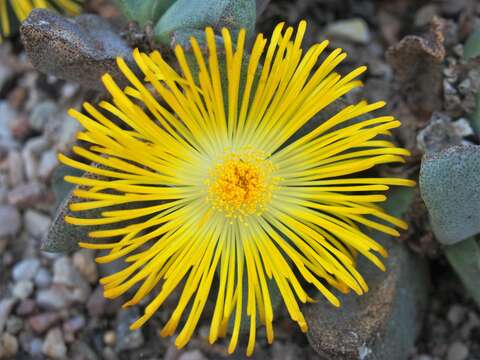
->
[59, 21, 415, 355]
[0, 0, 83, 41]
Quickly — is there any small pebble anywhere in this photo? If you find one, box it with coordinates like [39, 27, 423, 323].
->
[460, 312, 480, 339]
[54, 256, 85, 287]
[12, 258, 40, 282]
[73, 249, 99, 284]
[7, 86, 28, 109]
[57, 115, 82, 152]
[0, 65, 14, 97]
[447, 305, 466, 327]
[71, 341, 98, 360]
[103, 330, 116, 346]
[87, 285, 108, 317]
[5, 316, 23, 334]
[38, 149, 58, 181]
[29, 101, 58, 132]
[42, 327, 67, 359]
[324, 18, 371, 44]
[0, 298, 16, 333]
[29, 312, 61, 333]
[7, 182, 44, 207]
[414, 4, 439, 27]
[15, 299, 36, 316]
[63, 315, 86, 334]
[0, 205, 21, 238]
[0, 333, 19, 358]
[12, 280, 34, 299]
[0, 101, 19, 149]
[36, 287, 72, 310]
[34, 267, 52, 288]
[164, 343, 181, 360]
[24, 136, 49, 156]
[178, 350, 208, 360]
[24, 209, 51, 239]
[2, 252, 14, 266]
[103, 347, 119, 360]
[447, 342, 469, 360]
[9, 114, 31, 140]
[28, 338, 44, 357]
[53, 256, 91, 302]
[416, 355, 433, 360]
[115, 308, 144, 351]
[7, 150, 24, 185]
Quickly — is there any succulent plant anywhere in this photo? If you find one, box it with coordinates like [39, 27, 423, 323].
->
[420, 145, 480, 245]
[0, 0, 84, 42]
[444, 237, 480, 305]
[17, 0, 418, 355]
[154, 0, 256, 45]
[418, 24, 480, 305]
[112, 0, 176, 28]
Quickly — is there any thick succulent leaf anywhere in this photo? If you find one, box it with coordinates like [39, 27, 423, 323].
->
[470, 87, 480, 135]
[112, 0, 176, 27]
[43, 166, 154, 253]
[381, 186, 416, 218]
[420, 145, 480, 244]
[51, 164, 84, 209]
[169, 28, 213, 49]
[43, 168, 104, 253]
[154, 0, 255, 45]
[464, 27, 480, 61]
[21, 9, 134, 90]
[42, 186, 96, 253]
[445, 237, 480, 306]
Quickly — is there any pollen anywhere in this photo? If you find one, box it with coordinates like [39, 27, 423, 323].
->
[207, 149, 278, 219]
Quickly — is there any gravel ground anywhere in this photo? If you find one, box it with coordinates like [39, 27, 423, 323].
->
[0, 0, 479, 359]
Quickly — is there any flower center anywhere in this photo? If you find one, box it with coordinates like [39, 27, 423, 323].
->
[207, 149, 277, 219]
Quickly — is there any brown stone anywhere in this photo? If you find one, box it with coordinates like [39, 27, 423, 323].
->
[29, 312, 61, 334]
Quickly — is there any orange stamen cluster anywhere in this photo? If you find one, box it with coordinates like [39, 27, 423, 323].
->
[208, 150, 277, 219]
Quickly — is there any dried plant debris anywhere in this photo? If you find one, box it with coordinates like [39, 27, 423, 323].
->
[20, 9, 134, 91]
[387, 18, 446, 118]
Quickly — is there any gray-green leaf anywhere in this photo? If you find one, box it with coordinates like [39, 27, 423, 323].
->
[445, 237, 480, 306]
[419, 145, 480, 245]
[112, 0, 176, 27]
[51, 164, 84, 209]
[464, 27, 480, 61]
[154, 0, 255, 45]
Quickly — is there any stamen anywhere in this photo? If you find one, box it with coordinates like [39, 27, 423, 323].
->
[207, 148, 278, 220]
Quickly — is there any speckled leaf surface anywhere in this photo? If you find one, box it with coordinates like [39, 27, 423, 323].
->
[21, 9, 134, 90]
[43, 165, 155, 253]
[420, 145, 480, 244]
[154, 0, 256, 45]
